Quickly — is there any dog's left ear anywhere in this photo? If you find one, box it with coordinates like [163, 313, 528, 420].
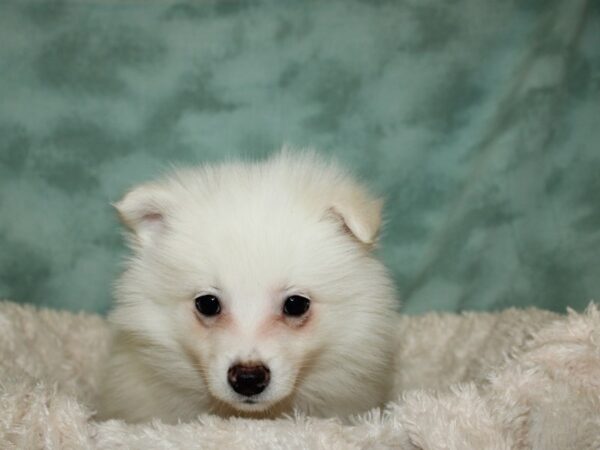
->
[330, 185, 383, 246]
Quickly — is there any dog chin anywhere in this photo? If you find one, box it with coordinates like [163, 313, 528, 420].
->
[217, 395, 281, 414]
[232, 398, 271, 412]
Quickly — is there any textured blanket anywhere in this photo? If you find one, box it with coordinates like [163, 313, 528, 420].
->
[1, 300, 599, 449]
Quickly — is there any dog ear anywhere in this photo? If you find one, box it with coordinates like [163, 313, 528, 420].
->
[113, 183, 172, 247]
[330, 185, 383, 246]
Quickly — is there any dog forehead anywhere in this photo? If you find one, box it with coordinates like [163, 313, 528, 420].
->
[177, 189, 323, 252]
[160, 175, 347, 292]
[207, 220, 314, 287]
[166, 207, 309, 279]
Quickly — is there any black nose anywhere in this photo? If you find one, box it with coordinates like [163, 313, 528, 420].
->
[227, 363, 270, 397]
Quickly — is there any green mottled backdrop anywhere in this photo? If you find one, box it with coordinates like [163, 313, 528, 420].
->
[0, 0, 599, 314]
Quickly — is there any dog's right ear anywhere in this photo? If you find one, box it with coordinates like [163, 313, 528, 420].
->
[113, 183, 172, 247]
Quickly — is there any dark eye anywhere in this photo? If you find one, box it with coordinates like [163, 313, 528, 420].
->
[195, 295, 221, 317]
[283, 295, 310, 317]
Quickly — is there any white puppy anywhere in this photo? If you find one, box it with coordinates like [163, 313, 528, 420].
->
[97, 151, 397, 423]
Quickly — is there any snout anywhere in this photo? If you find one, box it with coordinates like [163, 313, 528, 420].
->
[227, 363, 270, 397]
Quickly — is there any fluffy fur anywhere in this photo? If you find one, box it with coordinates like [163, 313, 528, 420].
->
[2, 300, 599, 449]
[97, 152, 398, 423]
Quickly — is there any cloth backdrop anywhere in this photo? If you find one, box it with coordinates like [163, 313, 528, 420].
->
[0, 0, 598, 314]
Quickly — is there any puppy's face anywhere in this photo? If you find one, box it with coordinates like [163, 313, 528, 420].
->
[168, 213, 335, 414]
[111, 155, 395, 416]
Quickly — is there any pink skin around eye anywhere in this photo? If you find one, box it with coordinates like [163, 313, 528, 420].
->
[256, 307, 314, 336]
[192, 302, 233, 329]
[262, 287, 315, 333]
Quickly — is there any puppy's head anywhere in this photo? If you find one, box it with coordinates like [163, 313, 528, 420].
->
[111, 152, 396, 416]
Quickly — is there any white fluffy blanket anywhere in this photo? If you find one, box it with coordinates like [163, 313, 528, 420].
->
[1, 301, 599, 450]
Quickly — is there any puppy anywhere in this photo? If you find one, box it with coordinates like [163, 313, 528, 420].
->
[97, 151, 398, 423]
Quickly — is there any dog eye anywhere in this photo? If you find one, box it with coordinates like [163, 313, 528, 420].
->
[195, 295, 221, 317]
[283, 295, 310, 317]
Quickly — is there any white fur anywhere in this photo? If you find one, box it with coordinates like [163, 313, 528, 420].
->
[96, 151, 398, 423]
